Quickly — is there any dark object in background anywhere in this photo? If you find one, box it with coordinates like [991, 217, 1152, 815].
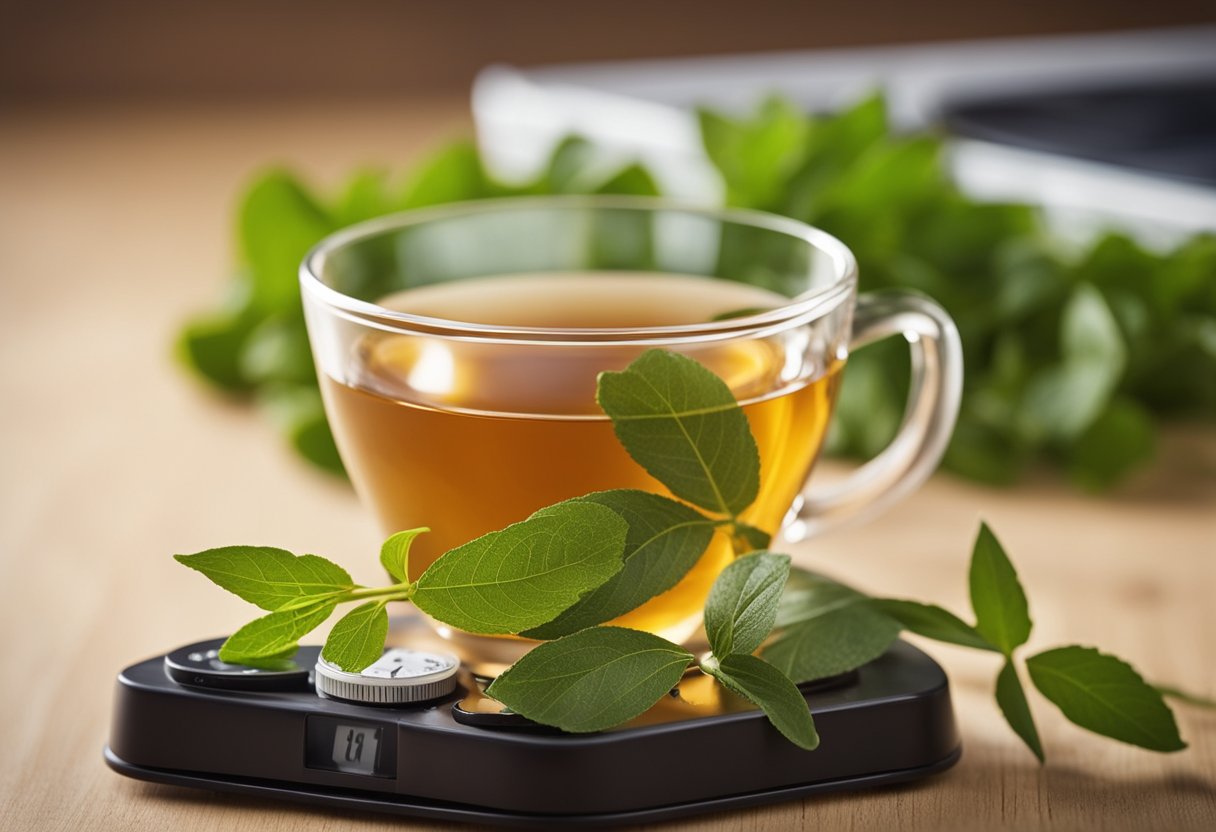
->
[944, 77, 1216, 187]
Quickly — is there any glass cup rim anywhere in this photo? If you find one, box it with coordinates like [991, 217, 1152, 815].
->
[300, 195, 859, 345]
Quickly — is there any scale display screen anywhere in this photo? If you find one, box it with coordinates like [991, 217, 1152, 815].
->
[304, 715, 396, 778]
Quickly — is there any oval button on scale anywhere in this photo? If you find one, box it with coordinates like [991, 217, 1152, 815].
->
[315, 648, 460, 705]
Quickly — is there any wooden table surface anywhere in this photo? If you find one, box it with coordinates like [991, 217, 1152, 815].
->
[1, 96, 1214, 832]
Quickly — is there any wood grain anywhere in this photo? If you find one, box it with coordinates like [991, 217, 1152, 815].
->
[1, 97, 1213, 832]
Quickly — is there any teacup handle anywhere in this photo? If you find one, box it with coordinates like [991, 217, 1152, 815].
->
[785, 290, 963, 541]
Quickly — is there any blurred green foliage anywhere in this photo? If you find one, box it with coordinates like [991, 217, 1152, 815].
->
[175, 139, 658, 475]
[178, 95, 1216, 490]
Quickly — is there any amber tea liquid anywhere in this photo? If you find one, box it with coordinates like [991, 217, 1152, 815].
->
[321, 273, 843, 643]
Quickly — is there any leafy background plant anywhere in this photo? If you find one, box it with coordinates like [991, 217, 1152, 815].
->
[176, 94, 1216, 491]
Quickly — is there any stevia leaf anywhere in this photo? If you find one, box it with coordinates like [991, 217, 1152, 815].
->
[764, 601, 900, 683]
[380, 527, 429, 584]
[413, 501, 627, 634]
[522, 490, 715, 640]
[870, 599, 997, 651]
[707, 654, 819, 750]
[597, 349, 760, 516]
[969, 522, 1032, 655]
[322, 601, 390, 672]
[996, 659, 1044, 762]
[486, 627, 692, 733]
[1027, 646, 1185, 752]
[219, 600, 337, 664]
[174, 546, 354, 611]
[704, 552, 790, 657]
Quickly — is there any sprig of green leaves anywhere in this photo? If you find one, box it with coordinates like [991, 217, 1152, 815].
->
[766, 522, 1189, 761]
[176, 349, 1205, 757]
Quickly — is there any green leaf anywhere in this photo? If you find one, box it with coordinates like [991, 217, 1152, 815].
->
[704, 552, 790, 657]
[969, 522, 1032, 655]
[870, 599, 997, 651]
[257, 385, 345, 476]
[730, 522, 771, 553]
[335, 168, 392, 227]
[219, 600, 337, 663]
[996, 659, 1044, 762]
[1026, 646, 1185, 752]
[380, 528, 428, 584]
[1065, 397, 1155, 491]
[522, 491, 716, 640]
[237, 170, 334, 312]
[486, 627, 692, 733]
[174, 546, 354, 611]
[597, 349, 760, 516]
[238, 315, 316, 387]
[594, 163, 659, 196]
[1020, 285, 1127, 442]
[321, 601, 390, 672]
[706, 654, 819, 750]
[775, 567, 866, 628]
[398, 141, 490, 209]
[544, 136, 597, 193]
[413, 501, 627, 634]
[764, 601, 901, 683]
[698, 97, 808, 210]
[175, 282, 262, 393]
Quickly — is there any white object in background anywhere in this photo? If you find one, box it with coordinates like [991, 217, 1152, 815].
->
[472, 26, 1216, 247]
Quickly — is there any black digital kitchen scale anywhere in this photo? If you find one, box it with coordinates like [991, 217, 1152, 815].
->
[105, 631, 961, 827]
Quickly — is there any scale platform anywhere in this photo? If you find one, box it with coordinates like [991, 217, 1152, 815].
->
[105, 635, 960, 827]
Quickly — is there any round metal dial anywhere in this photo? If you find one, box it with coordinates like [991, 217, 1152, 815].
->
[314, 648, 460, 705]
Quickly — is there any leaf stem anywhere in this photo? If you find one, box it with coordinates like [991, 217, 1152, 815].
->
[346, 582, 415, 602]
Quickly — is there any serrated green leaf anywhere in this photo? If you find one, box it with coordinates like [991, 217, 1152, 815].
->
[704, 552, 790, 657]
[238, 170, 334, 312]
[413, 501, 627, 634]
[969, 522, 1032, 655]
[380, 527, 428, 584]
[597, 349, 760, 516]
[486, 627, 692, 733]
[174, 546, 354, 611]
[706, 654, 819, 750]
[522, 491, 715, 640]
[996, 659, 1044, 762]
[1026, 646, 1185, 752]
[870, 599, 997, 651]
[774, 567, 866, 628]
[322, 601, 390, 672]
[764, 601, 900, 683]
[219, 600, 337, 663]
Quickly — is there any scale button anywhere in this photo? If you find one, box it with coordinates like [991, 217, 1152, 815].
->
[164, 640, 318, 692]
[315, 648, 460, 705]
